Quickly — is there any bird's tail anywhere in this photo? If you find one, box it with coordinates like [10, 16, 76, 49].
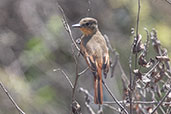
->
[94, 67, 103, 104]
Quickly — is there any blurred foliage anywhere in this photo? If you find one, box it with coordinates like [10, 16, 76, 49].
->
[34, 85, 56, 105]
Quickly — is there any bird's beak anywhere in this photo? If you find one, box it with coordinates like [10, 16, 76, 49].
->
[72, 23, 81, 28]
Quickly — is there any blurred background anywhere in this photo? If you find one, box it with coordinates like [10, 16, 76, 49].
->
[0, 0, 170, 114]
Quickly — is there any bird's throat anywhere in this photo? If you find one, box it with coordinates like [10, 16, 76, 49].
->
[80, 28, 95, 36]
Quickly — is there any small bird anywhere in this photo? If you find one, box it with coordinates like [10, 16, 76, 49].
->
[72, 17, 110, 104]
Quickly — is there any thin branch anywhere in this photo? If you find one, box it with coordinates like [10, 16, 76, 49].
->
[134, 0, 141, 70]
[71, 45, 79, 101]
[151, 88, 171, 114]
[104, 100, 171, 105]
[102, 80, 129, 114]
[79, 87, 95, 114]
[78, 67, 89, 76]
[136, 0, 141, 38]
[103, 104, 121, 113]
[71, 48, 79, 100]
[143, 61, 160, 78]
[0, 81, 25, 114]
[103, 35, 118, 78]
[165, 0, 171, 5]
[56, 68, 74, 88]
[85, 102, 96, 114]
[128, 44, 133, 114]
[57, 4, 80, 51]
[57, 3, 82, 114]
[79, 87, 121, 113]
[104, 35, 129, 83]
[110, 54, 119, 78]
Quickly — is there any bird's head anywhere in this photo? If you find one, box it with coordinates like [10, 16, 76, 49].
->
[72, 17, 98, 36]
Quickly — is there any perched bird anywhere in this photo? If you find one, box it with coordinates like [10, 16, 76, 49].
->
[72, 17, 110, 104]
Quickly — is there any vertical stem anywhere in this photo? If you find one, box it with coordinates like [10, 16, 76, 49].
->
[135, 0, 141, 69]
[129, 0, 141, 113]
[129, 53, 133, 114]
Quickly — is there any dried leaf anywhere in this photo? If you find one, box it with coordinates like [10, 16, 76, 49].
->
[146, 106, 153, 113]
[133, 34, 145, 54]
[142, 76, 151, 83]
[138, 55, 147, 67]
[168, 92, 171, 98]
[154, 71, 165, 83]
[138, 55, 154, 68]
[156, 56, 170, 62]
[72, 100, 81, 114]
[146, 58, 155, 68]
[133, 69, 142, 80]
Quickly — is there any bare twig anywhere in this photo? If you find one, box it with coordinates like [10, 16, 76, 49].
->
[143, 61, 160, 78]
[128, 44, 133, 114]
[102, 80, 129, 114]
[79, 87, 95, 114]
[0, 81, 25, 114]
[165, 0, 171, 4]
[103, 104, 121, 113]
[103, 35, 118, 78]
[110, 54, 119, 78]
[136, 0, 141, 38]
[57, 4, 82, 114]
[129, 0, 141, 113]
[104, 100, 171, 105]
[79, 87, 122, 113]
[144, 28, 150, 57]
[85, 102, 95, 114]
[56, 68, 74, 88]
[57, 4, 80, 51]
[78, 67, 89, 76]
[104, 35, 129, 82]
[151, 88, 171, 114]
[71, 47, 79, 100]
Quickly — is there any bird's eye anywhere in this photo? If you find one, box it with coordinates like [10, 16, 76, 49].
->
[86, 23, 90, 26]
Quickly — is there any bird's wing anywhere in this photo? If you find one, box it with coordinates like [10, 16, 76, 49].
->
[102, 52, 110, 78]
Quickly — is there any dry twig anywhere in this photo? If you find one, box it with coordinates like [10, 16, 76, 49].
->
[0, 81, 25, 114]
[56, 68, 74, 88]
[102, 80, 129, 114]
[151, 88, 171, 114]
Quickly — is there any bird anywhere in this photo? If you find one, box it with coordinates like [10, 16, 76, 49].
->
[72, 17, 110, 104]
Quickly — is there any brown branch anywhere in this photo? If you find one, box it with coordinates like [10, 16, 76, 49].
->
[151, 88, 171, 114]
[0, 81, 25, 114]
[78, 67, 89, 76]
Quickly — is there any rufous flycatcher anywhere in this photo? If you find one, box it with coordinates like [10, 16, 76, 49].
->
[72, 17, 110, 104]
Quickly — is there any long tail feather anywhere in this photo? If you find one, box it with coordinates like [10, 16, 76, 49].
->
[94, 67, 103, 104]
